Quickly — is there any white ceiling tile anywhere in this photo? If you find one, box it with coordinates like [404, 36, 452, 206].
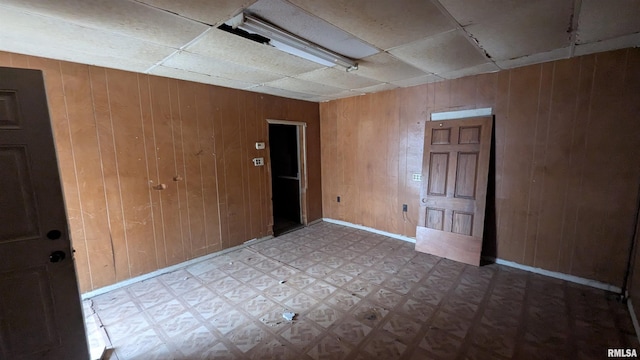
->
[308, 90, 360, 102]
[136, 0, 257, 26]
[263, 77, 345, 96]
[495, 47, 571, 69]
[462, 0, 574, 60]
[0, 0, 207, 48]
[356, 52, 430, 83]
[288, 0, 457, 50]
[0, 7, 174, 72]
[391, 74, 444, 88]
[574, 33, 640, 57]
[149, 66, 258, 89]
[249, 85, 317, 101]
[438, 62, 499, 80]
[161, 51, 283, 83]
[352, 83, 399, 94]
[185, 28, 323, 76]
[389, 30, 488, 74]
[247, 0, 379, 59]
[577, 0, 640, 44]
[295, 68, 380, 90]
[437, 0, 526, 27]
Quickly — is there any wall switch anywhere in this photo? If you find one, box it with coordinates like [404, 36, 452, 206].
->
[337, 196, 341, 203]
[402, 204, 408, 212]
[252, 157, 264, 166]
[255, 142, 265, 150]
[412, 173, 422, 181]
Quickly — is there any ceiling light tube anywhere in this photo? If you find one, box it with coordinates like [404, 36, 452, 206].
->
[239, 14, 358, 72]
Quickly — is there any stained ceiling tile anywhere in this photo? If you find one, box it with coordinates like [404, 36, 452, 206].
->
[495, 47, 570, 69]
[390, 74, 443, 88]
[149, 66, 258, 89]
[356, 52, 430, 83]
[161, 51, 283, 83]
[462, 0, 574, 60]
[389, 30, 488, 74]
[438, 62, 499, 80]
[288, 0, 457, 50]
[0, 7, 174, 72]
[0, 0, 207, 48]
[295, 68, 380, 90]
[574, 33, 640, 57]
[577, 0, 640, 44]
[263, 77, 344, 96]
[185, 28, 323, 76]
[136, 0, 257, 26]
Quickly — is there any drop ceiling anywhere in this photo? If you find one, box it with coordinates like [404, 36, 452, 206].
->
[0, 0, 638, 102]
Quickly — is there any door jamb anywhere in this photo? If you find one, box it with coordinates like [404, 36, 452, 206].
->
[266, 119, 308, 228]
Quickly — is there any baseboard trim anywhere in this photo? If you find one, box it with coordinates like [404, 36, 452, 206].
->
[628, 299, 640, 345]
[81, 235, 274, 299]
[485, 257, 622, 293]
[321, 218, 621, 293]
[322, 218, 416, 244]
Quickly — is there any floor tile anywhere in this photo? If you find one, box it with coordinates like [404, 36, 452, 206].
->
[85, 222, 639, 360]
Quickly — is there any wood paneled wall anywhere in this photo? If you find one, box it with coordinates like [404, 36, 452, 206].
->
[320, 48, 640, 287]
[0, 51, 321, 293]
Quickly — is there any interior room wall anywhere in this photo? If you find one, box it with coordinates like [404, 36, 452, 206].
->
[0, 51, 321, 293]
[320, 48, 640, 287]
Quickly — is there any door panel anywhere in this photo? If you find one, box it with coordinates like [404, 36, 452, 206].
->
[0, 67, 88, 360]
[416, 116, 492, 266]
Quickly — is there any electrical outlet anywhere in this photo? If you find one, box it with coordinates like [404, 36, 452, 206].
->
[412, 173, 422, 181]
[252, 157, 264, 166]
[402, 204, 408, 212]
[337, 196, 341, 203]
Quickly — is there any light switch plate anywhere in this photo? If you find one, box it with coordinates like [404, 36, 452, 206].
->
[255, 142, 265, 150]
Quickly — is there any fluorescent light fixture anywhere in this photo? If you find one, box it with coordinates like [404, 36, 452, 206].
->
[229, 13, 358, 72]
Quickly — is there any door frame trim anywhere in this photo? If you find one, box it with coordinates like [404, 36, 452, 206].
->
[266, 119, 308, 229]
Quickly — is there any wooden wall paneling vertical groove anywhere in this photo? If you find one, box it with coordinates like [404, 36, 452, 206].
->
[195, 83, 221, 252]
[558, 55, 595, 275]
[532, 59, 578, 271]
[381, 91, 400, 235]
[319, 48, 640, 286]
[179, 80, 205, 258]
[320, 102, 337, 219]
[243, 93, 260, 239]
[210, 86, 230, 250]
[402, 85, 428, 238]
[107, 69, 156, 277]
[168, 79, 190, 263]
[238, 92, 252, 241]
[149, 76, 178, 267]
[220, 89, 246, 247]
[61, 63, 114, 288]
[137, 74, 167, 269]
[522, 62, 553, 267]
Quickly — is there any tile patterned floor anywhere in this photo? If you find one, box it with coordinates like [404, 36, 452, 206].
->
[84, 222, 639, 359]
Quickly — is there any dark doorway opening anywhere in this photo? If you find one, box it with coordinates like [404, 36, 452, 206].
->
[269, 124, 303, 236]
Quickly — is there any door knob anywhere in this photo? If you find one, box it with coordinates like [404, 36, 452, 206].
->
[49, 251, 66, 263]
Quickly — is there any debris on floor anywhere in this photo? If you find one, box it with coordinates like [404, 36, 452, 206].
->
[282, 311, 296, 321]
[279, 280, 286, 284]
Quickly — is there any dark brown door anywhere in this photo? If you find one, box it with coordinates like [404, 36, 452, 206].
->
[0, 67, 88, 359]
[415, 116, 492, 266]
